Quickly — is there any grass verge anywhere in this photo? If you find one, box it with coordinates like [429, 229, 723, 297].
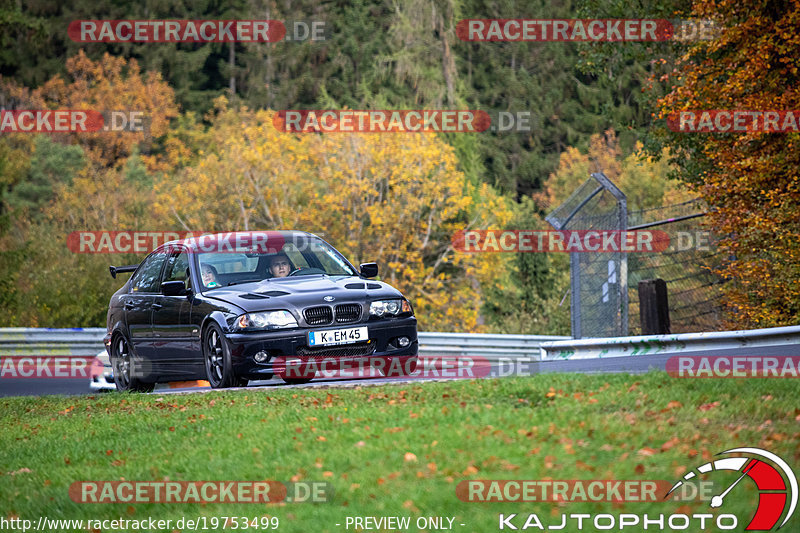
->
[1, 373, 798, 532]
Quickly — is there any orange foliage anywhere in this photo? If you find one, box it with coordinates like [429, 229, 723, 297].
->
[657, 0, 800, 327]
[155, 100, 513, 331]
[1, 51, 177, 169]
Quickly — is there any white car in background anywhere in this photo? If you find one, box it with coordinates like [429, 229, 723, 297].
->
[89, 351, 116, 391]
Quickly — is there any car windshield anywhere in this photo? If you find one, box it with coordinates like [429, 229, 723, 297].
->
[196, 237, 357, 289]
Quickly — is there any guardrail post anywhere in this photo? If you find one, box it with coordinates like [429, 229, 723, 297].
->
[638, 279, 670, 335]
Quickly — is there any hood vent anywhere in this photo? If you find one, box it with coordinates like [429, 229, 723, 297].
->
[239, 293, 269, 300]
[259, 290, 290, 297]
[345, 283, 366, 289]
[367, 283, 381, 289]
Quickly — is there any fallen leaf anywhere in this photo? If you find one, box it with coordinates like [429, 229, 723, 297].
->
[661, 437, 680, 452]
[402, 500, 419, 512]
[698, 401, 720, 412]
[404, 452, 417, 462]
[463, 465, 478, 475]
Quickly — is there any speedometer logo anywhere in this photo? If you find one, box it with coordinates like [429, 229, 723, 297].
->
[667, 447, 797, 530]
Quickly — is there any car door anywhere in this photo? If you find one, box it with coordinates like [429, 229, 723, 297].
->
[124, 248, 169, 373]
[151, 247, 202, 378]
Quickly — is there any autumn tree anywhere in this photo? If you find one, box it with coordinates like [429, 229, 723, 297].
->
[1, 51, 178, 169]
[481, 130, 693, 335]
[0, 52, 179, 325]
[155, 99, 513, 331]
[656, 0, 800, 327]
[536, 129, 692, 212]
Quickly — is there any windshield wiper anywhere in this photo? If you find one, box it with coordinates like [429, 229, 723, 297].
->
[227, 279, 264, 286]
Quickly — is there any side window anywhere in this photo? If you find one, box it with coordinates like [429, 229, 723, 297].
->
[163, 250, 190, 286]
[130, 250, 168, 293]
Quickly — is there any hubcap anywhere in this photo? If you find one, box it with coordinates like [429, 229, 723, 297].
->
[113, 337, 131, 388]
[206, 330, 224, 383]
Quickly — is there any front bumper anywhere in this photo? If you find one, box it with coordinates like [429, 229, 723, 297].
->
[225, 317, 418, 380]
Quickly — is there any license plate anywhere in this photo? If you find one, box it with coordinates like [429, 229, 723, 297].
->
[308, 326, 368, 347]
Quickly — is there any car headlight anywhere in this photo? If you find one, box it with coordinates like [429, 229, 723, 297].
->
[236, 310, 298, 330]
[370, 299, 413, 317]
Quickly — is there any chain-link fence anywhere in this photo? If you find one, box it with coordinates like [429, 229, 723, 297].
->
[546, 173, 724, 339]
[546, 173, 628, 339]
[627, 199, 724, 334]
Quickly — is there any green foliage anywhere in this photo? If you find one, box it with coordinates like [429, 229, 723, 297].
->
[481, 197, 571, 335]
[4, 136, 85, 220]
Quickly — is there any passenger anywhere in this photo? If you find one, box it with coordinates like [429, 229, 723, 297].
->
[200, 264, 221, 288]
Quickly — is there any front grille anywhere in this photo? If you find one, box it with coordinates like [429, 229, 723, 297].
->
[335, 303, 362, 323]
[296, 341, 376, 359]
[304, 306, 333, 325]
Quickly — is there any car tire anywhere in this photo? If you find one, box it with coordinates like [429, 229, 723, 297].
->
[110, 334, 155, 393]
[204, 323, 240, 388]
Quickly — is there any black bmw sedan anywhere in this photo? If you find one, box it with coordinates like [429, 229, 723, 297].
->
[105, 231, 418, 391]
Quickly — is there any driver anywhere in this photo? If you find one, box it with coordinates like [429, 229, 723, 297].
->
[269, 254, 291, 278]
[200, 264, 221, 288]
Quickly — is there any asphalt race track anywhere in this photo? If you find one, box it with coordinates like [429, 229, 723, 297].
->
[1, 344, 797, 398]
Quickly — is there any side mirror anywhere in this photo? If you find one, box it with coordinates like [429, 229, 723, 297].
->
[161, 280, 188, 296]
[359, 262, 378, 278]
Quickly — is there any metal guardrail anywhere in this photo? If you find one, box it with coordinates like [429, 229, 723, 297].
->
[0, 328, 569, 361]
[4, 326, 798, 364]
[418, 332, 567, 360]
[0, 328, 106, 357]
[539, 325, 800, 360]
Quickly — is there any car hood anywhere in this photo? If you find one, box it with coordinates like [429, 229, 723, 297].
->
[203, 275, 404, 313]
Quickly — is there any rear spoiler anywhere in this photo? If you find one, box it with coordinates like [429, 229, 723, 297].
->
[109, 264, 139, 279]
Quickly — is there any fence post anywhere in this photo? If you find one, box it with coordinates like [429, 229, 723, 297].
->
[638, 279, 670, 335]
